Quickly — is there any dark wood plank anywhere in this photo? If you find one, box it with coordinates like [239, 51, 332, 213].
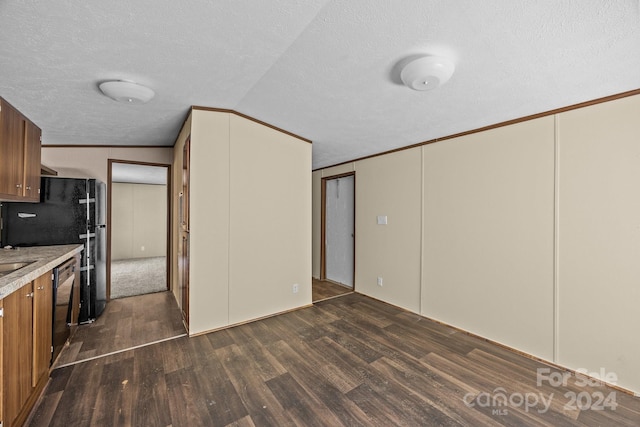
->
[164, 367, 216, 427]
[265, 372, 346, 427]
[26, 292, 640, 427]
[53, 291, 185, 367]
[312, 278, 352, 302]
[215, 343, 297, 426]
[90, 356, 136, 426]
[46, 358, 106, 426]
[266, 339, 374, 426]
[131, 342, 173, 427]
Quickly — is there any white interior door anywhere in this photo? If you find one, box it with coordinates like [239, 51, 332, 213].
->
[325, 175, 354, 288]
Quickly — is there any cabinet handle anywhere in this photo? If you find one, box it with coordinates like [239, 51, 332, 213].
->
[16, 184, 22, 188]
[26, 292, 34, 298]
[37, 286, 44, 290]
[26, 186, 31, 190]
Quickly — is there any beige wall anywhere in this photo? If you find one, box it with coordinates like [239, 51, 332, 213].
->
[188, 110, 230, 334]
[320, 163, 355, 177]
[556, 95, 640, 394]
[111, 182, 167, 260]
[228, 114, 311, 324]
[355, 149, 422, 313]
[423, 117, 555, 361]
[312, 94, 640, 394]
[175, 109, 311, 335]
[41, 146, 173, 183]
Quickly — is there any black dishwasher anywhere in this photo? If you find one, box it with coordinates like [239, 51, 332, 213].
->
[52, 257, 76, 364]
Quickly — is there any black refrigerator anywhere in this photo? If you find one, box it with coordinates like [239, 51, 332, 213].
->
[1, 177, 107, 323]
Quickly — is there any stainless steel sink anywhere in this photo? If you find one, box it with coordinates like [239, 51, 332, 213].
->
[0, 261, 34, 277]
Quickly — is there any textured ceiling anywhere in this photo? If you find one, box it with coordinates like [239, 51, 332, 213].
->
[1, 1, 639, 169]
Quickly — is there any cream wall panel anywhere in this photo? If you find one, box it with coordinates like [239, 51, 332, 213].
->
[111, 183, 134, 260]
[41, 146, 173, 183]
[422, 117, 555, 360]
[557, 95, 640, 394]
[132, 184, 167, 258]
[229, 114, 312, 325]
[321, 163, 354, 178]
[112, 183, 167, 260]
[354, 148, 422, 312]
[189, 110, 230, 334]
[312, 170, 322, 278]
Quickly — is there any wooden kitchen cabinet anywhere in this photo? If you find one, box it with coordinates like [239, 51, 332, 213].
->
[23, 120, 42, 200]
[0, 97, 42, 202]
[1, 269, 53, 427]
[0, 98, 24, 198]
[2, 282, 34, 427]
[32, 273, 52, 388]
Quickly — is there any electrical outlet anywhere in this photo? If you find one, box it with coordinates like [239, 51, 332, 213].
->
[377, 277, 383, 286]
[292, 283, 299, 294]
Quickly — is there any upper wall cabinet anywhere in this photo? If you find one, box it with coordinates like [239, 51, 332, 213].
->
[0, 97, 42, 202]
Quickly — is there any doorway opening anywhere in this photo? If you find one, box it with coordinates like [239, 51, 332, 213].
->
[107, 160, 171, 300]
[317, 173, 355, 301]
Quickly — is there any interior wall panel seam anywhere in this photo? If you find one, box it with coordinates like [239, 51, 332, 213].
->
[553, 113, 560, 363]
[227, 114, 232, 326]
[419, 146, 425, 315]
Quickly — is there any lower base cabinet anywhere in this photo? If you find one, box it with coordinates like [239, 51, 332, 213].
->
[2, 270, 53, 427]
[33, 273, 53, 388]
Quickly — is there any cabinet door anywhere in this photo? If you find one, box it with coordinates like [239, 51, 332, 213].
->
[2, 283, 33, 426]
[0, 99, 25, 197]
[23, 120, 42, 201]
[33, 272, 52, 387]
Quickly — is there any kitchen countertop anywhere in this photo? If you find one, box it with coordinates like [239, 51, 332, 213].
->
[0, 244, 83, 298]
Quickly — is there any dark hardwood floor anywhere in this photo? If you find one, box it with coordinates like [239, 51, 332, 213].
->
[312, 278, 352, 302]
[52, 291, 186, 367]
[28, 292, 640, 426]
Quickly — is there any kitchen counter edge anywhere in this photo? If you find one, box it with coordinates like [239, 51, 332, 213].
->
[0, 244, 83, 298]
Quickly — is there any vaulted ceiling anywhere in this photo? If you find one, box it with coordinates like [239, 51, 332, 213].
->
[1, 1, 639, 169]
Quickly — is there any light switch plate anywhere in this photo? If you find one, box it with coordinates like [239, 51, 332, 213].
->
[377, 215, 388, 225]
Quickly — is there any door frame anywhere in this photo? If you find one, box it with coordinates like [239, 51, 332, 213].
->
[320, 172, 356, 288]
[107, 159, 172, 301]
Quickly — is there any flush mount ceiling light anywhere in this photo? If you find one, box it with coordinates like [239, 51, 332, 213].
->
[98, 80, 155, 104]
[400, 56, 455, 91]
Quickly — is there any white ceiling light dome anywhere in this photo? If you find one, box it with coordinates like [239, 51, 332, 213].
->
[99, 80, 155, 104]
[400, 56, 455, 91]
